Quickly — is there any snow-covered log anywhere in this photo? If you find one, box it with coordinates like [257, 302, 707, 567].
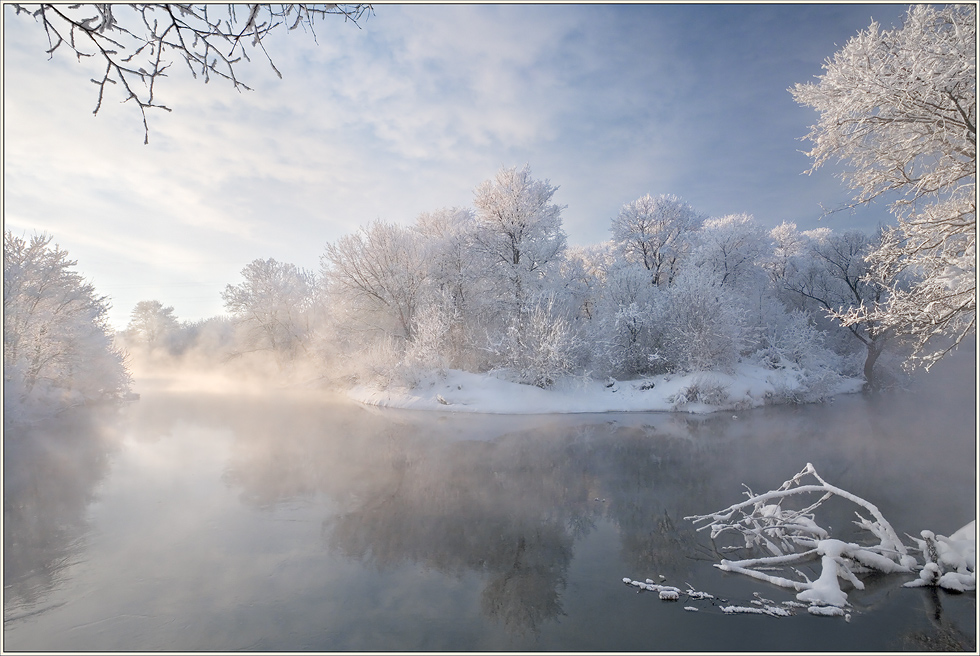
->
[685, 463, 947, 609]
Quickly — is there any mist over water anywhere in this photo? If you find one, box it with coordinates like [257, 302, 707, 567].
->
[3, 346, 975, 651]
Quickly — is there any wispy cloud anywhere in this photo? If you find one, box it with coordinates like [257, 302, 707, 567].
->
[3, 4, 907, 327]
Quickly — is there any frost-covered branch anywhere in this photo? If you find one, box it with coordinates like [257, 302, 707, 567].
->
[11, 3, 371, 142]
[686, 463, 940, 610]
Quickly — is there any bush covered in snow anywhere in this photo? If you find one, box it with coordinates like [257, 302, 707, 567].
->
[750, 307, 847, 403]
[488, 296, 586, 389]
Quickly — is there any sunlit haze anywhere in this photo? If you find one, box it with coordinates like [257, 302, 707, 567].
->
[3, 4, 911, 328]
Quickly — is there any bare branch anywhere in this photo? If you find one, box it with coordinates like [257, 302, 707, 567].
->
[11, 3, 373, 142]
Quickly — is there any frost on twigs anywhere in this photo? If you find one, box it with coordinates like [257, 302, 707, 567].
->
[686, 463, 976, 611]
[12, 3, 371, 142]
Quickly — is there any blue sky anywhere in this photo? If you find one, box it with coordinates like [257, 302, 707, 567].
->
[3, 3, 912, 328]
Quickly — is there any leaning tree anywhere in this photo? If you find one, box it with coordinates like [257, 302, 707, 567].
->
[792, 4, 976, 369]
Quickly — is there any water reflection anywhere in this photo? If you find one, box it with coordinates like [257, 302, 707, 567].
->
[3, 347, 974, 649]
[217, 404, 716, 632]
[322, 429, 593, 633]
[216, 373, 975, 636]
[3, 409, 122, 614]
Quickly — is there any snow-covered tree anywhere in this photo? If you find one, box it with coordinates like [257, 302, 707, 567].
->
[10, 3, 371, 142]
[688, 213, 770, 292]
[302, 166, 906, 395]
[562, 243, 613, 323]
[322, 220, 428, 342]
[125, 300, 179, 350]
[610, 193, 705, 287]
[764, 222, 809, 289]
[679, 214, 773, 367]
[472, 165, 568, 324]
[791, 4, 976, 369]
[412, 207, 486, 366]
[221, 257, 315, 359]
[592, 257, 663, 377]
[779, 229, 892, 388]
[658, 265, 748, 374]
[3, 232, 130, 418]
[414, 207, 478, 319]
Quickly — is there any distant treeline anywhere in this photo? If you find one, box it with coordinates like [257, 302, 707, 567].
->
[118, 166, 913, 400]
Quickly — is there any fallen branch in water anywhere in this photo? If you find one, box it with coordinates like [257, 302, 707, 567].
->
[685, 463, 975, 611]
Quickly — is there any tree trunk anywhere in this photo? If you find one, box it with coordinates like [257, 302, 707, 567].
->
[863, 340, 883, 390]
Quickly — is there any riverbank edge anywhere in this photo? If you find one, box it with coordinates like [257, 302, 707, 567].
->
[347, 365, 865, 415]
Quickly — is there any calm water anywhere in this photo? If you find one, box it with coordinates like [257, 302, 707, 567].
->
[4, 351, 976, 651]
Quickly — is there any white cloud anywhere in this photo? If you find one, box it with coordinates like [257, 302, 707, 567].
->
[3, 4, 908, 327]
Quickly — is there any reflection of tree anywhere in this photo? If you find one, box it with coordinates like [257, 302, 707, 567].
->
[594, 423, 714, 578]
[324, 431, 590, 634]
[3, 410, 120, 610]
[221, 410, 758, 634]
[901, 588, 976, 652]
[481, 532, 569, 635]
[219, 398, 399, 509]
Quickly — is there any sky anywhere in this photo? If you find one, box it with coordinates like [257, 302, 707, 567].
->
[3, 3, 913, 329]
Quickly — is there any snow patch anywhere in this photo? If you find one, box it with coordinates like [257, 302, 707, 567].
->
[807, 605, 846, 617]
[720, 604, 791, 617]
[348, 365, 861, 415]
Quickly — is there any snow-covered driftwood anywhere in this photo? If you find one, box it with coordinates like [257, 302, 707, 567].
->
[904, 521, 977, 592]
[685, 463, 975, 611]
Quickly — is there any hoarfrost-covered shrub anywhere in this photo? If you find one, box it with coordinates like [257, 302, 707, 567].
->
[358, 335, 405, 389]
[659, 268, 747, 373]
[600, 302, 664, 378]
[400, 299, 455, 382]
[668, 375, 730, 409]
[490, 296, 585, 388]
[589, 259, 664, 378]
[753, 308, 846, 403]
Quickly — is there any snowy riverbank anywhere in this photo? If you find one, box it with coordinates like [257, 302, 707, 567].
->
[348, 364, 864, 414]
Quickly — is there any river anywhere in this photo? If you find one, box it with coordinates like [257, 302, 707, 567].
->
[3, 348, 975, 651]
